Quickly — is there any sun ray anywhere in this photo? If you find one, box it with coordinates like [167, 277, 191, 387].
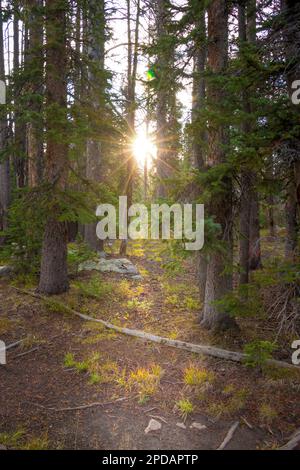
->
[132, 132, 156, 168]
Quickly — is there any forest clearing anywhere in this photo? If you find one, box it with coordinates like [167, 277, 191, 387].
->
[1, 238, 300, 450]
[0, 0, 300, 456]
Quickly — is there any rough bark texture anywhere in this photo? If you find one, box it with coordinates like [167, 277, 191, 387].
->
[201, 0, 236, 331]
[191, 1, 207, 308]
[120, 0, 140, 255]
[285, 170, 298, 259]
[238, 0, 261, 283]
[38, 0, 69, 295]
[13, 1, 26, 188]
[191, 2, 206, 171]
[249, 194, 262, 269]
[39, 218, 69, 294]
[26, 0, 44, 188]
[84, 0, 105, 252]
[155, 0, 174, 198]
[282, 0, 300, 259]
[0, 0, 10, 240]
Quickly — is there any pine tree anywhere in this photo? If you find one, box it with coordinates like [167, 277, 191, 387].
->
[38, 0, 69, 295]
[0, 0, 10, 240]
[200, 0, 236, 331]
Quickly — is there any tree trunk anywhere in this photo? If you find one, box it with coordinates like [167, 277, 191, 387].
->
[191, 1, 206, 171]
[84, 0, 106, 252]
[38, 0, 69, 295]
[268, 194, 276, 238]
[285, 170, 298, 259]
[191, 0, 207, 307]
[238, 2, 250, 286]
[201, 0, 236, 331]
[26, 0, 43, 188]
[120, 0, 141, 255]
[0, 0, 10, 240]
[249, 194, 262, 269]
[13, 1, 26, 188]
[282, 0, 300, 259]
[156, 0, 171, 198]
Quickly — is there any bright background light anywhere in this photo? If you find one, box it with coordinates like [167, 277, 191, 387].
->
[132, 132, 156, 168]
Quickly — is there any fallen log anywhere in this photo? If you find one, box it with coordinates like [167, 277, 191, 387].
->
[11, 287, 300, 371]
[0, 339, 23, 352]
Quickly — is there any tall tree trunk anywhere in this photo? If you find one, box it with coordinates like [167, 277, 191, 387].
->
[0, 0, 10, 241]
[285, 170, 297, 258]
[249, 193, 262, 269]
[201, 0, 236, 331]
[13, 0, 26, 188]
[239, 1, 252, 285]
[26, 0, 43, 188]
[120, 0, 141, 255]
[191, 0, 207, 305]
[156, 0, 170, 198]
[282, 0, 300, 259]
[38, 0, 69, 295]
[84, 0, 106, 252]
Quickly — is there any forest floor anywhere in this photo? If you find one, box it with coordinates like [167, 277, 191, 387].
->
[0, 239, 300, 450]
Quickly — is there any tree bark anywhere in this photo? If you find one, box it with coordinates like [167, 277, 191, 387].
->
[155, 0, 172, 198]
[120, 0, 141, 255]
[282, 0, 300, 260]
[191, 0, 207, 306]
[249, 193, 262, 269]
[238, 0, 261, 284]
[0, 0, 10, 240]
[38, 0, 69, 295]
[26, 0, 44, 188]
[201, 0, 236, 331]
[13, 0, 26, 188]
[84, 0, 106, 252]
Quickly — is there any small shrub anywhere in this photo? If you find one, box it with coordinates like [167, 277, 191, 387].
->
[184, 365, 214, 386]
[128, 364, 162, 402]
[22, 434, 49, 450]
[64, 352, 76, 368]
[185, 297, 200, 311]
[75, 278, 113, 300]
[244, 340, 276, 368]
[0, 317, 11, 335]
[259, 403, 278, 424]
[0, 429, 25, 448]
[88, 373, 103, 385]
[176, 398, 194, 420]
[67, 242, 95, 272]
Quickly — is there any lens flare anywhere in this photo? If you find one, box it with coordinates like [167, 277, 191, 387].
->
[132, 133, 156, 167]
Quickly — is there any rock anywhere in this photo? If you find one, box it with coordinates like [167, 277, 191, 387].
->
[144, 418, 162, 434]
[190, 422, 207, 431]
[131, 274, 143, 281]
[176, 422, 186, 430]
[78, 260, 99, 272]
[0, 265, 13, 277]
[98, 251, 107, 259]
[79, 258, 139, 276]
[0, 444, 7, 450]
